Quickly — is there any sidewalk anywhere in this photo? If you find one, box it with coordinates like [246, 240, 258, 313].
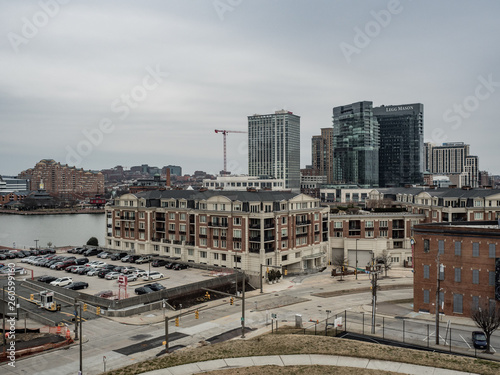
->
[140, 354, 479, 375]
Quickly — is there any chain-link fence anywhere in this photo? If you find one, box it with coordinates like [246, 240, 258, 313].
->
[273, 309, 497, 361]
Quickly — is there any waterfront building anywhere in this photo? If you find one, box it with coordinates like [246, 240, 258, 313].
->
[248, 110, 301, 191]
[413, 221, 500, 316]
[202, 175, 286, 191]
[0, 176, 29, 192]
[373, 103, 424, 187]
[105, 190, 329, 275]
[332, 101, 379, 187]
[19, 159, 104, 198]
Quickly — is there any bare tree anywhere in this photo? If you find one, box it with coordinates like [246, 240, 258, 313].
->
[376, 250, 393, 277]
[332, 254, 348, 280]
[471, 301, 500, 353]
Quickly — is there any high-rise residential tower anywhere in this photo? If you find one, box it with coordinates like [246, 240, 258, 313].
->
[248, 110, 300, 190]
[373, 103, 424, 187]
[332, 101, 379, 186]
[311, 128, 333, 184]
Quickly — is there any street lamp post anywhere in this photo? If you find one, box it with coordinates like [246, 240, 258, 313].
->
[355, 239, 359, 280]
[34, 239, 39, 249]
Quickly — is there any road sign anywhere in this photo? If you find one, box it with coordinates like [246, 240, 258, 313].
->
[271, 313, 277, 319]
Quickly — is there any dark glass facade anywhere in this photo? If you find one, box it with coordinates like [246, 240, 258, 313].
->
[332, 101, 379, 187]
[373, 104, 424, 187]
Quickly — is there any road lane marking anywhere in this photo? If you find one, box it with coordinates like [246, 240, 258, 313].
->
[459, 334, 471, 349]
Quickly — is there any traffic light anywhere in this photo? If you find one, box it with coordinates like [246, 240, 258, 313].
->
[205, 291, 210, 300]
[30, 294, 34, 302]
[230, 297, 234, 305]
[96, 307, 101, 315]
[83, 303, 88, 312]
[284, 269, 287, 276]
[195, 310, 199, 319]
[175, 317, 179, 326]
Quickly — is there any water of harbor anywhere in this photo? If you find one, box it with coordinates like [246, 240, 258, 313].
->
[0, 213, 105, 249]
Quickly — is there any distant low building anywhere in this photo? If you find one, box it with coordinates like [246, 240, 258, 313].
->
[202, 175, 287, 191]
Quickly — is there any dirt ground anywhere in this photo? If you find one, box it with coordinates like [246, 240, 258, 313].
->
[203, 365, 400, 375]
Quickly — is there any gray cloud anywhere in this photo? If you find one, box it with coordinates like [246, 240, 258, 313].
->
[1, 0, 499, 176]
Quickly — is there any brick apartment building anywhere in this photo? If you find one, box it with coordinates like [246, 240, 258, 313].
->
[19, 159, 104, 198]
[413, 221, 500, 317]
[105, 190, 329, 275]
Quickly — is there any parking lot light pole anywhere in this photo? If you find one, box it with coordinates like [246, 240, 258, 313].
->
[34, 239, 38, 249]
[79, 302, 83, 374]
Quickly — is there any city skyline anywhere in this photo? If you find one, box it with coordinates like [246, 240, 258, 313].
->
[1, 1, 500, 176]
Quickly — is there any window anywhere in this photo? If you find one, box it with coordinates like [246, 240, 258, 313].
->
[169, 223, 175, 231]
[379, 220, 388, 228]
[390, 257, 399, 263]
[139, 212, 145, 219]
[365, 221, 374, 228]
[115, 229, 120, 236]
[175, 248, 181, 255]
[438, 240, 444, 254]
[453, 294, 463, 314]
[200, 238, 207, 246]
[424, 239, 430, 253]
[473, 242, 479, 257]
[233, 217, 241, 225]
[489, 244, 496, 258]
[214, 253, 219, 260]
[180, 213, 186, 221]
[474, 212, 484, 220]
[281, 228, 288, 237]
[334, 221, 343, 228]
[234, 241, 241, 250]
[179, 224, 186, 232]
[233, 204, 241, 211]
[188, 249, 194, 256]
[282, 255, 288, 262]
[454, 241, 461, 256]
[221, 254, 226, 261]
[213, 239, 219, 247]
[200, 251, 207, 258]
[153, 245, 159, 252]
[139, 222, 145, 230]
[115, 241, 120, 246]
[281, 217, 287, 225]
[200, 227, 207, 235]
[455, 268, 461, 282]
[139, 232, 145, 239]
[366, 230, 374, 238]
[472, 269, 479, 284]
[423, 290, 430, 304]
[169, 213, 175, 220]
[163, 246, 169, 253]
[314, 213, 319, 220]
[489, 271, 495, 286]
[233, 229, 242, 238]
[379, 230, 388, 237]
[200, 215, 206, 223]
[472, 296, 479, 310]
[180, 201, 186, 208]
[423, 265, 430, 279]
[266, 258, 272, 266]
[221, 240, 226, 248]
[432, 211, 437, 218]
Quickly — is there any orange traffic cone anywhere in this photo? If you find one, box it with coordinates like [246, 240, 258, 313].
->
[66, 328, 70, 339]
[56, 325, 61, 334]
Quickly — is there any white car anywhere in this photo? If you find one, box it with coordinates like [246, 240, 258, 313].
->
[98, 252, 110, 259]
[50, 277, 73, 287]
[134, 269, 148, 277]
[21, 256, 35, 263]
[85, 261, 106, 268]
[142, 271, 164, 280]
[86, 269, 99, 276]
[105, 272, 122, 280]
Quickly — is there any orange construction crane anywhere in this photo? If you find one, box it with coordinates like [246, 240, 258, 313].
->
[214, 129, 247, 175]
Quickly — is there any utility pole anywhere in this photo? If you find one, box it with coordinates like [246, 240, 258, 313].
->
[164, 316, 169, 353]
[74, 301, 79, 340]
[79, 302, 83, 374]
[355, 239, 358, 280]
[241, 271, 246, 338]
[370, 255, 378, 334]
[2, 287, 6, 353]
[260, 264, 263, 293]
[435, 253, 442, 345]
[34, 239, 39, 249]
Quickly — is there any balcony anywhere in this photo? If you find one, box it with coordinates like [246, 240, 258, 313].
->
[233, 237, 242, 241]
[263, 236, 275, 242]
[107, 224, 112, 228]
[249, 236, 261, 242]
[208, 221, 228, 228]
[296, 220, 311, 226]
[120, 215, 136, 221]
[199, 234, 207, 238]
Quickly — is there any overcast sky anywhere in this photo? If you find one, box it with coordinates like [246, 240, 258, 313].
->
[1, 0, 499, 177]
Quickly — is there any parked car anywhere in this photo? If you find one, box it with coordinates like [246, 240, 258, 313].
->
[77, 267, 91, 275]
[75, 257, 89, 265]
[135, 256, 152, 264]
[152, 259, 167, 267]
[71, 266, 87, 273]
[98, 269, 113, 278]
[144, 283, 165, 291]
[86, 269, 99, 276]
[64, 281, 89, 290]
[97, 252, 110, 259]
[129, 255, 141, 263]
[173, 263, 188, 270]
[110, 252, 128, 261]
[142, 271, 164, 280]
[135, 286, 154, 295]
[50, 277, 73, 287]
[134, 269, 148, 277]
[55, 260, 76, 270]
[84, 248, 101, 257]
[121, 266, 138, 274]
[37, 275, 58, 283]
[65, 265, 79, 273]
[472, 331, 488, 349]
[105, 272, 122, 280]
[165, 262, 176, 269]
[122, 273, 137, 282]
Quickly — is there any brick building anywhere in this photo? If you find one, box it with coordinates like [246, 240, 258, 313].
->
[19, 159, 104, 198]
[413, 221, 500, 317]
[105, 190, 329, 275]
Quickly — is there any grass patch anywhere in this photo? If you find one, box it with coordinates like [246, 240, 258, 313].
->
[106, 333, 500, 375]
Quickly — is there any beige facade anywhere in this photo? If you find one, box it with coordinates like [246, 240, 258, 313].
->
[105, 190, 329, 275]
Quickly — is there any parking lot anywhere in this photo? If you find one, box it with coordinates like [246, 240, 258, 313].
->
[11, 249, 216, 298]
